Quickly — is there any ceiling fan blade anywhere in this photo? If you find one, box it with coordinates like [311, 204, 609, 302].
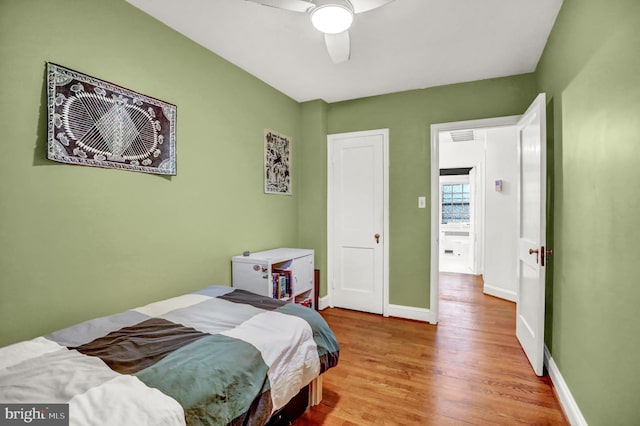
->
[324, 31, 351, 64]
[244, 0, 314, 13]
[349, 0, 395, 14]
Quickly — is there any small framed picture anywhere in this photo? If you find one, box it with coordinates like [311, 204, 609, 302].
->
[264, 129, 291, 195]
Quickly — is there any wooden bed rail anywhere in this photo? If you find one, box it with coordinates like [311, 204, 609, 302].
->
[309, 375, 323, 406]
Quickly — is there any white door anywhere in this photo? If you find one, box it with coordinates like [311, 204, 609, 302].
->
[516, 93, 548, 376]
[328, 129, 388, 314]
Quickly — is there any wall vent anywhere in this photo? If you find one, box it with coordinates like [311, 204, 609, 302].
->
[449, 129, 475, 142]
[444, 231, 470, 237]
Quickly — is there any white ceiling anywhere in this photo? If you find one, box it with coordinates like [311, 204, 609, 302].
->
[126, 0, 562, 103]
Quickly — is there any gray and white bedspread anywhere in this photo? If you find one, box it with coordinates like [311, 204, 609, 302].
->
[0, 286, 339, 425]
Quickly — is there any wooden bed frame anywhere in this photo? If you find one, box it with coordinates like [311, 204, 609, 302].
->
[267, 376, 323, 425]
[310, 375, 323, 406]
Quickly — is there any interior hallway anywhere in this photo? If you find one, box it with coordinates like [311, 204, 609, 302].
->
[294, 273, 568, 425]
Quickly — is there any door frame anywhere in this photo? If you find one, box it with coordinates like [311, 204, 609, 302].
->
[327, 128, 390, 315]
[430, 116, 520, 323]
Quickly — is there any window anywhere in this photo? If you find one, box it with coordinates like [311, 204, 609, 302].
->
[441, 183, 470, 223]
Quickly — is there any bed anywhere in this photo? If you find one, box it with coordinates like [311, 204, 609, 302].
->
[0, 286, 339, 425]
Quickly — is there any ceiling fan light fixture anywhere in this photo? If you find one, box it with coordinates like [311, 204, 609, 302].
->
[310, 3, 354, 34]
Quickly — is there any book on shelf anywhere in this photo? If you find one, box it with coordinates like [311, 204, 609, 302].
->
[279, 275, 287, 299]
[273, 268, 292, 299]
[272, 273, 278, 299]
[295, 297, 313, 308]
[272, 270, 293, 299]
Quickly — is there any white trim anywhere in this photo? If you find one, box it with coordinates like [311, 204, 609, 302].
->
[430, 115, 521, 325]
[327, 128, 390, 316]
[430, 125, 440, 324]
[483, 283, 517, 302]
[382, 130, 390, 317]
[544, 346, 588, 426]
[318, 295, 331, 311]
[318, 297, 435, 324]
[318, 297, 436, 324]
[387, 304, 436, 323]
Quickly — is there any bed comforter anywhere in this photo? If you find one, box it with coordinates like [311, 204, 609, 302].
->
[0, 286, 339, 425]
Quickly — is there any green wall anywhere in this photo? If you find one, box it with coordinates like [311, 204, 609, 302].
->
[0, 0, 302, 346]
[325, 76, 537, 306]
[537, 0, 640, 423]
[3, 0, 638, 423]
[299, 100, 329, 295]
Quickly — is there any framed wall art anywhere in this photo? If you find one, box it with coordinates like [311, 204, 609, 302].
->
[264, 129, 291, 195]
[46, 62, 177, 175]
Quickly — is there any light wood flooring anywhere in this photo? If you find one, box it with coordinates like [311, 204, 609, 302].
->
[294, 273, 568, 425]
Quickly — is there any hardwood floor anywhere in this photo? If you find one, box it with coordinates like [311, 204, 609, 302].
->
[294, 273, 568, 425]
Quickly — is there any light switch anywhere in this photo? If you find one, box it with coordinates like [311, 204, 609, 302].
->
[418, 196, 426, 208]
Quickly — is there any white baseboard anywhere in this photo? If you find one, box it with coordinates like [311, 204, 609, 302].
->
[544, 345, 587, 426]
[386, 304, 435, 323]
[317, 295, 331, 311]
[483, 283, 517, 302]
[319, 298, 435, 324]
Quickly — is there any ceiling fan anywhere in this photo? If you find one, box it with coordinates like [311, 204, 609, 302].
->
[244, 0, 395, 63]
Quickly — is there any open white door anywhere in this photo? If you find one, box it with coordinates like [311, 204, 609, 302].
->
[328, 129, 388, 315]
[516, 93, 547, 376]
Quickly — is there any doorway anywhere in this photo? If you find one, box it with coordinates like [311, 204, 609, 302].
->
[430, 116, 520, 323]
[438, 172, 475, 274]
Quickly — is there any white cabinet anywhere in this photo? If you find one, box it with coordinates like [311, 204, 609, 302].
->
[232, 248, 315, 308]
